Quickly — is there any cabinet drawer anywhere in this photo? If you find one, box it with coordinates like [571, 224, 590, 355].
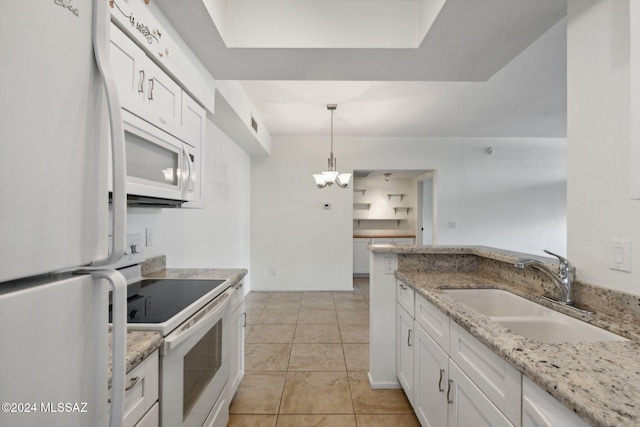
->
[449, 323, 521, 426]
[522, 376, 589, 427]
[229, 281, 245, 312]
[396, 280, 414, 316]
[115, 350, 159, 427]
[414, 293, 449, 353]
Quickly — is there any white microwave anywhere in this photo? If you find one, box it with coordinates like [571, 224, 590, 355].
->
[110, 110, 200, 207]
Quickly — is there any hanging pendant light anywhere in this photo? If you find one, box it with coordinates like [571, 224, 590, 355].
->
[313, 104, 351, 188]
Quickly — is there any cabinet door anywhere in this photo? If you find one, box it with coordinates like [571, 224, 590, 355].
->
[413, 324, 448, 427]
[181, 92, 206, 149]
[447, 362, 514, 427]
[142, 55, 182, 136]
[229, 301, 245, 398]
[110, 24, 182, 137]
[449, 323, 521, 425]
[110, 24, 147, 114]
[522, 376, 589, 427]
[396, 303, 414, 405]
[134, 402, 158, 427]
[353, 238, 371, 274]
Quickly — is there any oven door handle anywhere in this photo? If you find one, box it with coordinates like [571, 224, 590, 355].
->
[163, 289, 231, 354]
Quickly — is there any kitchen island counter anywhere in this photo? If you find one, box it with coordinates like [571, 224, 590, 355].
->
[370, 245, 640, 427]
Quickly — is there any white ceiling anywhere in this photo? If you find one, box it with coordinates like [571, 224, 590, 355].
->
[155, 0, 567, 138]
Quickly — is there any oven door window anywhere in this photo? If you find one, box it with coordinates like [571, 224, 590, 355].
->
[183, 318, 223, 420]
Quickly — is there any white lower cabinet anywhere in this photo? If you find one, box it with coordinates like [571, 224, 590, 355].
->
[397, 284, 519, 427]
[229, 282, 246, 398]
[522, 377, 590, 427]
[396, 303, 415, 405]
[448, 362, 514, 427]
[413, 324, 448, 427]
[134, 402, 158, 427]
[449, 323, 521, 423]
[110, 349, 159, 427]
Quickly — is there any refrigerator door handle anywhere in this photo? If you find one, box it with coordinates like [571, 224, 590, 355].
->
[91, 0, 126, 266]
[92, 269, 127, 427]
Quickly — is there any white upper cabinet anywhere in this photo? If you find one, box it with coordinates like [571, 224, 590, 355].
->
[110, 24, 182, 138]
[109, 23, 206, 207]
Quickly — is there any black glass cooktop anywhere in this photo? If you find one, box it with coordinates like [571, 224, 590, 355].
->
[109, 279, 225, 324]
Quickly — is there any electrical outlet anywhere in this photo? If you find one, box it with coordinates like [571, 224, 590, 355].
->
[146, 227, 155, 246]
[384, 257, 395, 274]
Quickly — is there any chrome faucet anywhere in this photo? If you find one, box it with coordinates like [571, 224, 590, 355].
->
[514, 250, 576, 305]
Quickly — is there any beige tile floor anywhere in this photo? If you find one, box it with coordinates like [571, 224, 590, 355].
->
[228, 278, 420, 427]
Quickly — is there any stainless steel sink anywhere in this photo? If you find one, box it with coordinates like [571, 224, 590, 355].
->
[441, 288, 627, 343]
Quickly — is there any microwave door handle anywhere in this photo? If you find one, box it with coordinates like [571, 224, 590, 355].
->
[163, 289, 231, 354]
[91, 0, 126, 267]
[182, 143, 193, 199]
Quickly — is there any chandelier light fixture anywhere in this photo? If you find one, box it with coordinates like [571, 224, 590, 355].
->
[313, 104, 351, 188]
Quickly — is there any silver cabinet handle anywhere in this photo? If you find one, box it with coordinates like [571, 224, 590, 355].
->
[407, 329, 412, 347]
[399, 283, 407, 290]
[148, 78, 154, 100]
[447, 379, 453, 404]
[438, 369, 445, 392]
[138, 70, 145, 93]
[108, 375, 140, 402]
[242, 312, 247, 327]
[125, 376, 140, 391]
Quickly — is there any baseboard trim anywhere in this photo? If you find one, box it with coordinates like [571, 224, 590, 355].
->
[368, 372, 401, 389]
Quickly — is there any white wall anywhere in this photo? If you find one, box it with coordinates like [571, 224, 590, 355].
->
[567, 0, 640, 295]
[127, 120, 252, 287]
[251, 136, 566, 291]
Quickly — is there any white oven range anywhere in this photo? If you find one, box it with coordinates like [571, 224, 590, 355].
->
[111, 265, 232, 427]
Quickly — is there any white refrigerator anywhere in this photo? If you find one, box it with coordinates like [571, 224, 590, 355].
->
[0, 1, 128, 426]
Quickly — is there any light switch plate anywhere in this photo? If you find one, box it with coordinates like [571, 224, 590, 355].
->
[609, 239, 631, 272]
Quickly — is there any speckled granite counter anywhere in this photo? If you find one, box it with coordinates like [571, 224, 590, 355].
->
[108, 331, 162, 387]
[371, 245, 640, 427]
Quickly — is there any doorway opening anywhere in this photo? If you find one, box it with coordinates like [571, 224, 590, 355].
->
[352, 169, 436, 276]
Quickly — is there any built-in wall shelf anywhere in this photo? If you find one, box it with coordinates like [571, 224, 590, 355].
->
[354, 203, 372, 210]
[354, 219, 405, 227]
[393, 207, 412, 215]
[387, 193, 406, 202]
[354, 189, 366, 195]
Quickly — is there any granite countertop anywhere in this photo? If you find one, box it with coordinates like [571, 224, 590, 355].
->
[108, 262, 248, 387]
[108, 331, 162, 387]
[395, 269, 640, 427]
[143, 267, 247, 284]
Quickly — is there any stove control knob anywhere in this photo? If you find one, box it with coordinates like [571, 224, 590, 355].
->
[129, 310, 140, 321]
[131, 245, 140, 254]
[124, 246, 132, 256]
